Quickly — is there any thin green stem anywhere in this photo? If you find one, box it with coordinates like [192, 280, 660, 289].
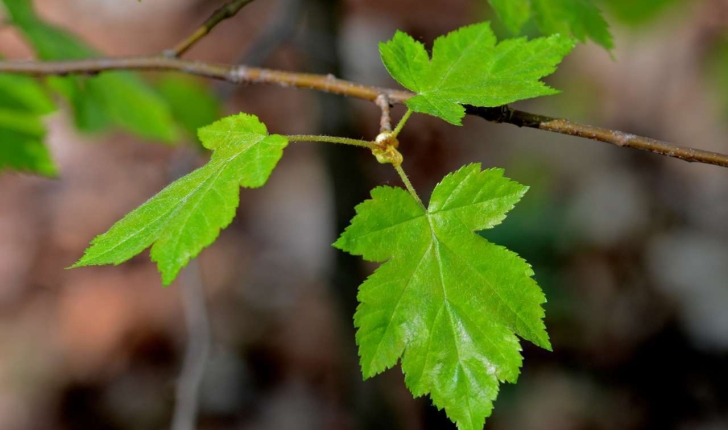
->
[395, 164, 424, 208]
[286, 134, 376, 149]
[392, 109, 413, 138]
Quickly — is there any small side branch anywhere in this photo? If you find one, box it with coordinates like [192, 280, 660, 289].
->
[168, 0, 258, 57]
[375, 94, 392, 133]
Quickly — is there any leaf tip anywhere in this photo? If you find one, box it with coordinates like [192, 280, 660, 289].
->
[331, 236, 347, 252]
[66, 261, 83, 270]
[156, 261, 182, 287]
[68, 249, 97, 270]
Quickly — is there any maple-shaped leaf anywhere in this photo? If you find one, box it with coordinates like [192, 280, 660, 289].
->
[489, 0, 613, 49]
[73, 113, 288, 285]
[380, 23, 574, 125]
[335, 164, 549, 430]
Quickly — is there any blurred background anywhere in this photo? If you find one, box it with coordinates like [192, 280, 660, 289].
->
[1, 0, 728, 429]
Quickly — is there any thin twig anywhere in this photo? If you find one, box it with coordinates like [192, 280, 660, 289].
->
[0, 57, 411, 102]
[167, 0, 258, 57]
[466, 106, 728, 168]
[0, 56, 726, 168]
[217, 0, 306, 101]
[236, 0, 306, 66]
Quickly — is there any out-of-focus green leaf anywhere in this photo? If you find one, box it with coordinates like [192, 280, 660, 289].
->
[0, 73, 55, 114]
[93, 73, 178, 141]
[0, 67, 58, 176]
[714, 41, 728, 119]
[489, 0, 530, 34]
[0, 108, 56, 176]
[0, 0, 176, 141]
[600, 0, 681, 25]
[488, 0, 613, 49]
[156, 75, 222, 139]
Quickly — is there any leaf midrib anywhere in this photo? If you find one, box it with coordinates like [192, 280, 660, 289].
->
[430, 25, 491, 92]
[432, 214, 545, 346]
[82, 137, 263, 264]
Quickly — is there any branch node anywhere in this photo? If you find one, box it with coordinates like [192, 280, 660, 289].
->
[228, 66, 248, 84]
[162, 49, 178, 59]
[372, 131, 402, 166]
[614, 132, 635, 147]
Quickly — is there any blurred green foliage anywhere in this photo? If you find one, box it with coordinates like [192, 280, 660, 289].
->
[601, 0, 681, 25]
[712, 40, 728, 118]
[1, 0, 177, 141]
[488, 0, 613, 49]
[155, 75, 222, 141]
[0, 71, 57, 176]
[0, 0, 228, 176]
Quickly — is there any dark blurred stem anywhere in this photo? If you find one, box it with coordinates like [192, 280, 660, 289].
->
[305, 0, 365, 318]
[218, 0, 307, 101]
[237, 0, 306, 66]
[305, 1, 400, 429]
[171, 260, 211, 430]
[167, 153, 212, 430]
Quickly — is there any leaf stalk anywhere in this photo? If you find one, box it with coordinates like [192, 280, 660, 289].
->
[392, 109, 413, 138]
[395, 164, 424, 208]
[286, 134, 376, 149]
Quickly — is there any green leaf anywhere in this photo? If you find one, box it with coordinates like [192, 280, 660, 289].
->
[1, 0, 176, 141]
[0, 108, 57, 176]
[335, 164, 549, 430]
[489, 0, 530, 33]
[72, 113, 288, 285]
[0, 73, 55, 114]
[155, 75, 222, 139]
[0, 71, 57, 176]
[380, 23, 574, 125]
[601, 0, 681, 25]
[92, 73, 178, 141]
[488, 0, 613, 49]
